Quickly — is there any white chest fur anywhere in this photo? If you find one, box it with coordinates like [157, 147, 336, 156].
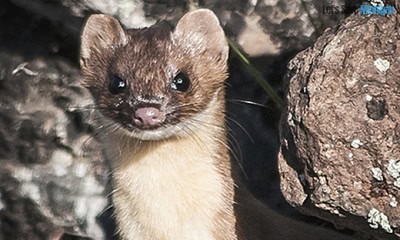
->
[112, 132, 229, 240]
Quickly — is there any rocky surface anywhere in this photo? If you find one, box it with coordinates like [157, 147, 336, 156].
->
[0, 2, 112, 239]
[279, 10, 400, 240]
[0, 55, 110, 239]
[0, 52, 110, 240]
[9, 0, 354, 57]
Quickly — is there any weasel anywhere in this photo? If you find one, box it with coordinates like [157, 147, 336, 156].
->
[80, 9, 354, 240]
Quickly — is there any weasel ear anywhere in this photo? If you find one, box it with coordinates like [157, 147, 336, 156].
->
[173, 9, 228, 62]
[80, 14, 127, 68]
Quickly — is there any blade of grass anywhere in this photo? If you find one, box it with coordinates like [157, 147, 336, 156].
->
[227, 37, 284, 109]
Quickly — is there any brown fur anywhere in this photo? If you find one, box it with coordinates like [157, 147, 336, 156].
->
[80, 9, 354, 240]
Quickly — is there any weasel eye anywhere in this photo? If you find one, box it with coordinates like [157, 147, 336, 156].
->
[109, 75, 126, 94]
[171, 72, 191, 92]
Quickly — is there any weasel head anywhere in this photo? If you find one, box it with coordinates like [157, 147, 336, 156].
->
[80, 9, 229, 141]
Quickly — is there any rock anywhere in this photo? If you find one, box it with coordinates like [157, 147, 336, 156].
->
[0, 52, 110, 239]
[0, 2, 111, 238]
[279, 11, 400, 240]
[9, 0, 353, 57]
[9, 0, 156, 34]
[196, 0, 354, 56]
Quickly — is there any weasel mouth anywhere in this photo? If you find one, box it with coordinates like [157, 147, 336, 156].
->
[123, 124, 180, 141]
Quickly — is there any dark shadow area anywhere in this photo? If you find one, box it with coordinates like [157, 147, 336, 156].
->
[0, 0, 79, 63]
[226, 49, 302, 215]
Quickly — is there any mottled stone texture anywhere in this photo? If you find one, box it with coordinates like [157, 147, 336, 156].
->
[9, 0, 350, 56]
[0, 52, 109, 239]
[279, 12, 400, 240]
[0, 2, 111, 237]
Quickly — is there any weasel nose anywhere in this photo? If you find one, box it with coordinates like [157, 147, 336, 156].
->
[134, 107, 161, 127]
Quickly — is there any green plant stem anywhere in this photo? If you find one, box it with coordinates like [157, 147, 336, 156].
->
[227, 37, 285, 109]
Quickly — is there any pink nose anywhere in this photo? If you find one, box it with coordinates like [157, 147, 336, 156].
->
[134, 107, 161, 127]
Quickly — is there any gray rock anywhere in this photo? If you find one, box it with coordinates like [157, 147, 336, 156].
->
[9, 0, 350, 57]
[0, 52, 109, 239]
[279, 11, 400, 240]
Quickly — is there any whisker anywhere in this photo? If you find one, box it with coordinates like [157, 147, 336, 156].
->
[224, 81, 232, 88]
[178, 110, 250, 179]
[167, 102, 194, 112]
[181, 121, 210, 153]
[78, 122, 116, 156]
[186, 117, 224, 132]
[183, 115, 249, 177]
[97, 203, 115, 217]
[225, 113, 254, 144]
[66, 106, 99, 111]
[226, 129, 248, 179]
[227, 99, 271, 109]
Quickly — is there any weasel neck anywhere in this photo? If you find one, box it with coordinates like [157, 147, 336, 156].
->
[110, 98, 237, 240]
